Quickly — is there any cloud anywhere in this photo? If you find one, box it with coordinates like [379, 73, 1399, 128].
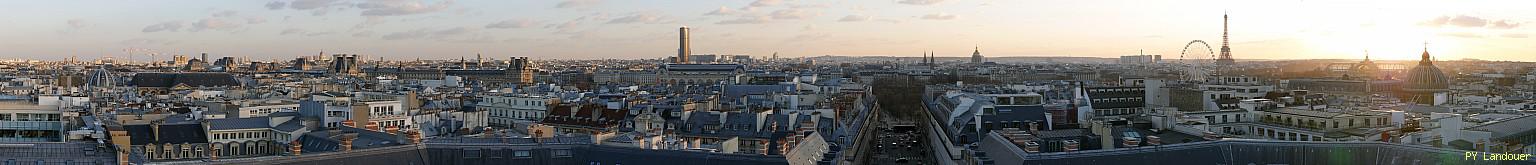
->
[555, 0, 600, 8]
[290, 0, 343, 10]
[1491, 20, 1521, 29]
[838, 15, 869, 22]
[213, 10, 240, 17]
[353, 17, 388, 29]
[280, 28, 311, 35]
[750, 0, 782, 7]
[705, 6, 737, 16]
[920, 13, 956, 20]
[356, 0, 455, 16]
[246, 17, 268, 24]
[352, 31, 376, 37]
[606, 13, 670, 24]
[545, 14, 602, 32]
[1421, 15, 1521, 29]
[444, 35, 497, 43]
[382, 27, 476, 40]
[60, 19, 90, 34]
[142, 21, 185, 32]
[716, 15, 771, 24]
[120, 38, 180, 46]
[191, 18, 242, 32]
[787, 33, 830, 42]
[1503, 33, 1528, 38]
[304, 31, 336, 36]
[486, 19, 539, 29]
[898, 0, 945, 5]
[1439, 32, 1483, 38]
[770, 9, 812, 20]
[382, 30, 431, 40]
[67, 19, 88, 29]
[266, 1, 287, 10]
[548, 18, 583, 31]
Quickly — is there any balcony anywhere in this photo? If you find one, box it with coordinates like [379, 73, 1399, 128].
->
[0, 121, 63, 131]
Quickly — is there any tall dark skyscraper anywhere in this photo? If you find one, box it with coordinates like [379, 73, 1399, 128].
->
[678, 26, 691, 64]
[1216, 13, 1235, 65]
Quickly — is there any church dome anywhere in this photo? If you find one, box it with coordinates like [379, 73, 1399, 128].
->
[1403, 50, 1448, 92]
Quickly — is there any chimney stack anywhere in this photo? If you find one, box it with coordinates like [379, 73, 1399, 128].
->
[365, 122, 380, 131]
[1023, 141, 1040, 153]
[1146, 136, 1162, 146]
[289, 140, 303, 156]
[1063, 140, 1080, 152]
[340, 135, 356, 152]
[408, 130, 422, 144]
[150, 121, 162, 141]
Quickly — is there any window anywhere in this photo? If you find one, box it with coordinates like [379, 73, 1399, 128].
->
[553, 149, 572, 157]
[464, 149, 482, 158]
[514, 150, 532, 158]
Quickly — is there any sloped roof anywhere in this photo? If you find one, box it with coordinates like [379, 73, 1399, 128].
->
[208, 117, 271, 130]
[125, 123, 209, 145]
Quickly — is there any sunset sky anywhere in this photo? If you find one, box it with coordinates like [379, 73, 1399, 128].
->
[1, 0, 1531, 61]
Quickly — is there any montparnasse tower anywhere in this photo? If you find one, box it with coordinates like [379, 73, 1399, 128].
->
[677, 26, 691, 64]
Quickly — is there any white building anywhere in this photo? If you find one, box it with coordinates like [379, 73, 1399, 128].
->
[214, 99, 301, 118]
[479, 94, 559, 128]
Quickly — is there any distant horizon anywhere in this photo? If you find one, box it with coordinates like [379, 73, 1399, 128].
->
[5, 53, 1530, 63]
[2, 0, 1531, 61]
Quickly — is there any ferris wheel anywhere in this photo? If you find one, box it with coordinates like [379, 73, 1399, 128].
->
[1180, 40, 1216, 81]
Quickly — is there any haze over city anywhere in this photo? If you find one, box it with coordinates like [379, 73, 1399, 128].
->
[2, 0, 1532, 61]
[7, 1, 1536, 165]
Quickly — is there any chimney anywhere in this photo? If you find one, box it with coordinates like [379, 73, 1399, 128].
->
[289, 140, 303, 156]
[1122, 137, 1141, 147]
[365, 122, 380, 132]
[1063, 140, 1080, 152]
[1023, 141, 1040, 153]
[150, 121, 162, 141]
[407, 130, 422, 144]
[386, 125, 400, 134]
[759, 141, 770, 155]
[1146, 136, 1162, 146]
[1028, 122, 1039, 134]
[342, 120, 355, 128]
[482, 127, 495, 138]
[340, 135, 356, 152]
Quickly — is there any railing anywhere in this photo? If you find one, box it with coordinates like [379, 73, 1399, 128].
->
[0, 121, 63, 130]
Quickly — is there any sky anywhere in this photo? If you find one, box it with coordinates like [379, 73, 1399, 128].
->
[1, 0, 1532, 62]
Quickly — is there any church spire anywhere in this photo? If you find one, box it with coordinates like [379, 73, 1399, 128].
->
[1364, 49, 1370, 61]
[1420, 41, 1433, 65]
